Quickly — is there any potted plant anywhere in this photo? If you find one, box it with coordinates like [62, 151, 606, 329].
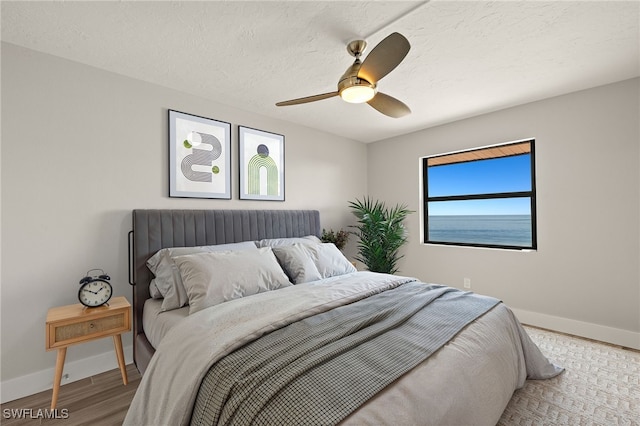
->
[321, 228, 349, 251]
[348, 197, 412, 274]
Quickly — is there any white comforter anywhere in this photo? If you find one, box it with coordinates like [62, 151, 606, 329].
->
[124, 272, 562, 426]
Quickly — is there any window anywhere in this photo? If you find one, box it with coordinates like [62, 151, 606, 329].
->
[423, 140, 536, 250]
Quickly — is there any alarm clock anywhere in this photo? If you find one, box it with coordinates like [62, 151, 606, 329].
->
[78, 269, 113, 307]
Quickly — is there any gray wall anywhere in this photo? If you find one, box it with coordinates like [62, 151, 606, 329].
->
[368, 78, 640, 346]
[0, 43, 367, 386]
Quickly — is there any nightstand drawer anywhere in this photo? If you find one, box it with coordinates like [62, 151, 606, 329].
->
[54, 312, 126, 344]
[46, 297, 131, 350]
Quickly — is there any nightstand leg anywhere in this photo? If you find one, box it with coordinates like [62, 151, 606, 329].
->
[51, 347, 66, 410]
[113, 334, 128, 385]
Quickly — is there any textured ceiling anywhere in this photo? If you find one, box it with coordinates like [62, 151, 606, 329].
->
[2, 1, 639, 143]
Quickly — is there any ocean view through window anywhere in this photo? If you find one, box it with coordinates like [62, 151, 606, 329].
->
[423, 140, 536, 250]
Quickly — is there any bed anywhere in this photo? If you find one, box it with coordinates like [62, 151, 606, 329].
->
[125, 209, 562, 426]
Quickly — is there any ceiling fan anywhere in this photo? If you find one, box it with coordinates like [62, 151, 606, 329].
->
[276, 32, 411, 118]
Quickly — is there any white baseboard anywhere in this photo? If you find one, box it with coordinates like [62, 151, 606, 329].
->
[1, 345, 133, 404]
[511, 308, 640, 350]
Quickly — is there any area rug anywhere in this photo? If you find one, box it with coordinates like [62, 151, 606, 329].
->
[498, 326, 639, 425]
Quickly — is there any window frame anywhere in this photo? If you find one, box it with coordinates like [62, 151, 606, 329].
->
[422, 139, 537, 250]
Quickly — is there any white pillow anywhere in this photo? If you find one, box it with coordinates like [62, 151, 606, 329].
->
[255, 235, 321, 248]
[146, 241, 258, 311]
[149, 279, 163, 299]
[272, 244, 322, 284]
[174, 248, 293, 315]
[306, 243, 357, 279]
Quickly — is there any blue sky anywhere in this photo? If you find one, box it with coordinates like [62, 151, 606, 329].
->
[427, 154, 532, 216]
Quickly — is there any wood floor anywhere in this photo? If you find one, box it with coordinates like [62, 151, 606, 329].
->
[1, 364, 141, 425]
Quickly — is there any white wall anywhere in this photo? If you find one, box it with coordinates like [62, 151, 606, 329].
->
[368, 78, 640, 349]
[0, 43, 367, 401]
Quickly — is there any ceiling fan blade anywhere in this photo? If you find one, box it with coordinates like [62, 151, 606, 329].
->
[358, 32, 410, 84]
[367, 92, 411, 118]
[276, 91, 339, 106]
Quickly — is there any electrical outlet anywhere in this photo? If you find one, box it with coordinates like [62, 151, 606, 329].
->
[463, 278, 471, 289]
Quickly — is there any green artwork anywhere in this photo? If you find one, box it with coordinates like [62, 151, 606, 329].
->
[247, 144, 278, 195]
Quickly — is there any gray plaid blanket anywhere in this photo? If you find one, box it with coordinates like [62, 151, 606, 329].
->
[189, 282, 500, 426]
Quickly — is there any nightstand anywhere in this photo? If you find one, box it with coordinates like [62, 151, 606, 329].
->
[46, 296, 131, 409]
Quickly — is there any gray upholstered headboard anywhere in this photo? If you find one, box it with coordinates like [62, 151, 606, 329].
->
[130, 209, 321, 374]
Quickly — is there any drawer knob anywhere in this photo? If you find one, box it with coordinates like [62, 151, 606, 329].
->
[89, 323, 95, 328]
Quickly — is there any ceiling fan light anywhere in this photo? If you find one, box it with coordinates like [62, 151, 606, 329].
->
[340, 85, 376, 103]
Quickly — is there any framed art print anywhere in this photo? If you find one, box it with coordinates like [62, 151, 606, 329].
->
[169, 110, 231, 199]
[238, 126, 285, 201]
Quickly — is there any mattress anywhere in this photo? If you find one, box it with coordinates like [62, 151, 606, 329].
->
[142, 298, 189, 349]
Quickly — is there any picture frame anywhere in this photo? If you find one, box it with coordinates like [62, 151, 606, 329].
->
[169, 110, 231, 199]
[238, 126, 285, 201]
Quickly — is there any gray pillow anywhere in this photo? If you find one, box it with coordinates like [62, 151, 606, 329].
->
[255, 235, 321, 248]
[146, 241, 258, 311]
[306, 243, 357, 279]
[149, 279, 163, 299]
[272, 244, 322, 284]
[174, 248, 293, 314]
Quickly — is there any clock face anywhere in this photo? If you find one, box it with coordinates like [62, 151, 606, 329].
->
[78, 279, 113, 307]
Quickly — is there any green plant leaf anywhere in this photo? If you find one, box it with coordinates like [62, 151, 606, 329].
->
[321, 228, 349, 250]
[348, 196, 413, 274]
